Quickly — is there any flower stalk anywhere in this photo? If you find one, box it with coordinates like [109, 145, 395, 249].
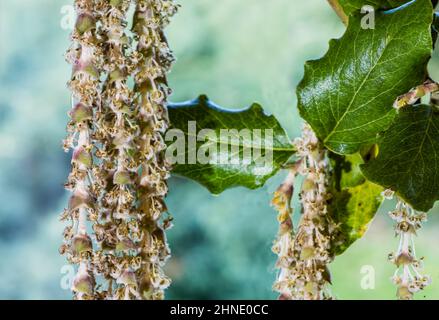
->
[393, 80, 439, 110]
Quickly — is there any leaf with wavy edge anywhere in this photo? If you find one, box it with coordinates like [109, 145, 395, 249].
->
[166, 96, 295, 194]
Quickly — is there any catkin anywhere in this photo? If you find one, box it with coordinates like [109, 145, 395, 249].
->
[62, 0, 177, 300]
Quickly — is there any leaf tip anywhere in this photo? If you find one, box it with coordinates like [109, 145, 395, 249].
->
[197, 94, 209, 103]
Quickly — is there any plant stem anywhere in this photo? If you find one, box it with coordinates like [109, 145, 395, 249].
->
[327, 0, 348, 25]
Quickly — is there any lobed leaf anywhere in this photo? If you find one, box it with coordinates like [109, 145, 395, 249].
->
[166, 96, 295, 194]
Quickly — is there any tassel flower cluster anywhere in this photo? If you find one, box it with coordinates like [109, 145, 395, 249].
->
[272, 124, 336, 300]
[386, 194, 431, 300]
[61, 0, 178, 300]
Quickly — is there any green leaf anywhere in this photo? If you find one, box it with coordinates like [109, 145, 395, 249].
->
[328, 0, 405, 26]
[166, 95, 295, 194]
[337, 0, 409, 16]
[330, 181, 384, 255]
[330, 153, 366, 189]
[329, 153, 384, 254]
[361, 104, 439, 212]
[297, 0, 433, 155]
[328, 0, 403, 26]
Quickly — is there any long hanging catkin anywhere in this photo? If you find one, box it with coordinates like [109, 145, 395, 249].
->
[62, 0, 177, 300]
[384, 193, 431, 300]
[61, 0, 103, 299]
[272, 124, 335, 300]
[130, 0, 178, 300]
[92, 0, 142, 300]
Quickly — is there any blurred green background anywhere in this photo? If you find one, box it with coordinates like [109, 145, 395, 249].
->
[1, 0, 439, 300]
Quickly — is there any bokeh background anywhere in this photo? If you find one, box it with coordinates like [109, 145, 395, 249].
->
[1, 0, 439, 299]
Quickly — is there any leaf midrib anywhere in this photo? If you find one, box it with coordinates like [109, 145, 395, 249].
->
[180, 131, 295, 153]
[324, 31, 392, 144]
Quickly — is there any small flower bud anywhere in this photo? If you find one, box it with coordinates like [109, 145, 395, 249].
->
[75, 14, 95, 35]
[396, 221, 416, 235]
[272, 180, 294, 224]
[110, 0, 123, 7]
[279, 218, 293, 235]
[113, 170, 133, 185]
[152, 276, 171, 290]
[302, 178, 314, 192]
[277, 210, 290, 224]
[395, 252, 414, 267]
[70, 103, 92, 123]
[71, 234, 93, 255]
[112, 132, 131, 147]
[68, 189, 93, 211]
[83, 64, 100, 79]
[109, 69, 127, 82]
[300, 246, 316, 260]
[397, 285, 413, 300]
[117, 270, 138, 287]
[72, 270, 95, 295]
[116, 238, 136, 252]
[73, 146, 92, 168]
[304, 281, 318, 295]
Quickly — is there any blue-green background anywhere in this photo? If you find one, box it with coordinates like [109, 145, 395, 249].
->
[1, 0, 439, 299]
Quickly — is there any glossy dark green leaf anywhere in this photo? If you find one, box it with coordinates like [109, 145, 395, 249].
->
[337, 0, 409, 15]
[298, 0, 433, 155]
[335, 0, 439, 16]
[166, 95, 295, 194]
[329, 153, 384, 254]
[328, 0, 406, 25]
[362, 104, 439, 212]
